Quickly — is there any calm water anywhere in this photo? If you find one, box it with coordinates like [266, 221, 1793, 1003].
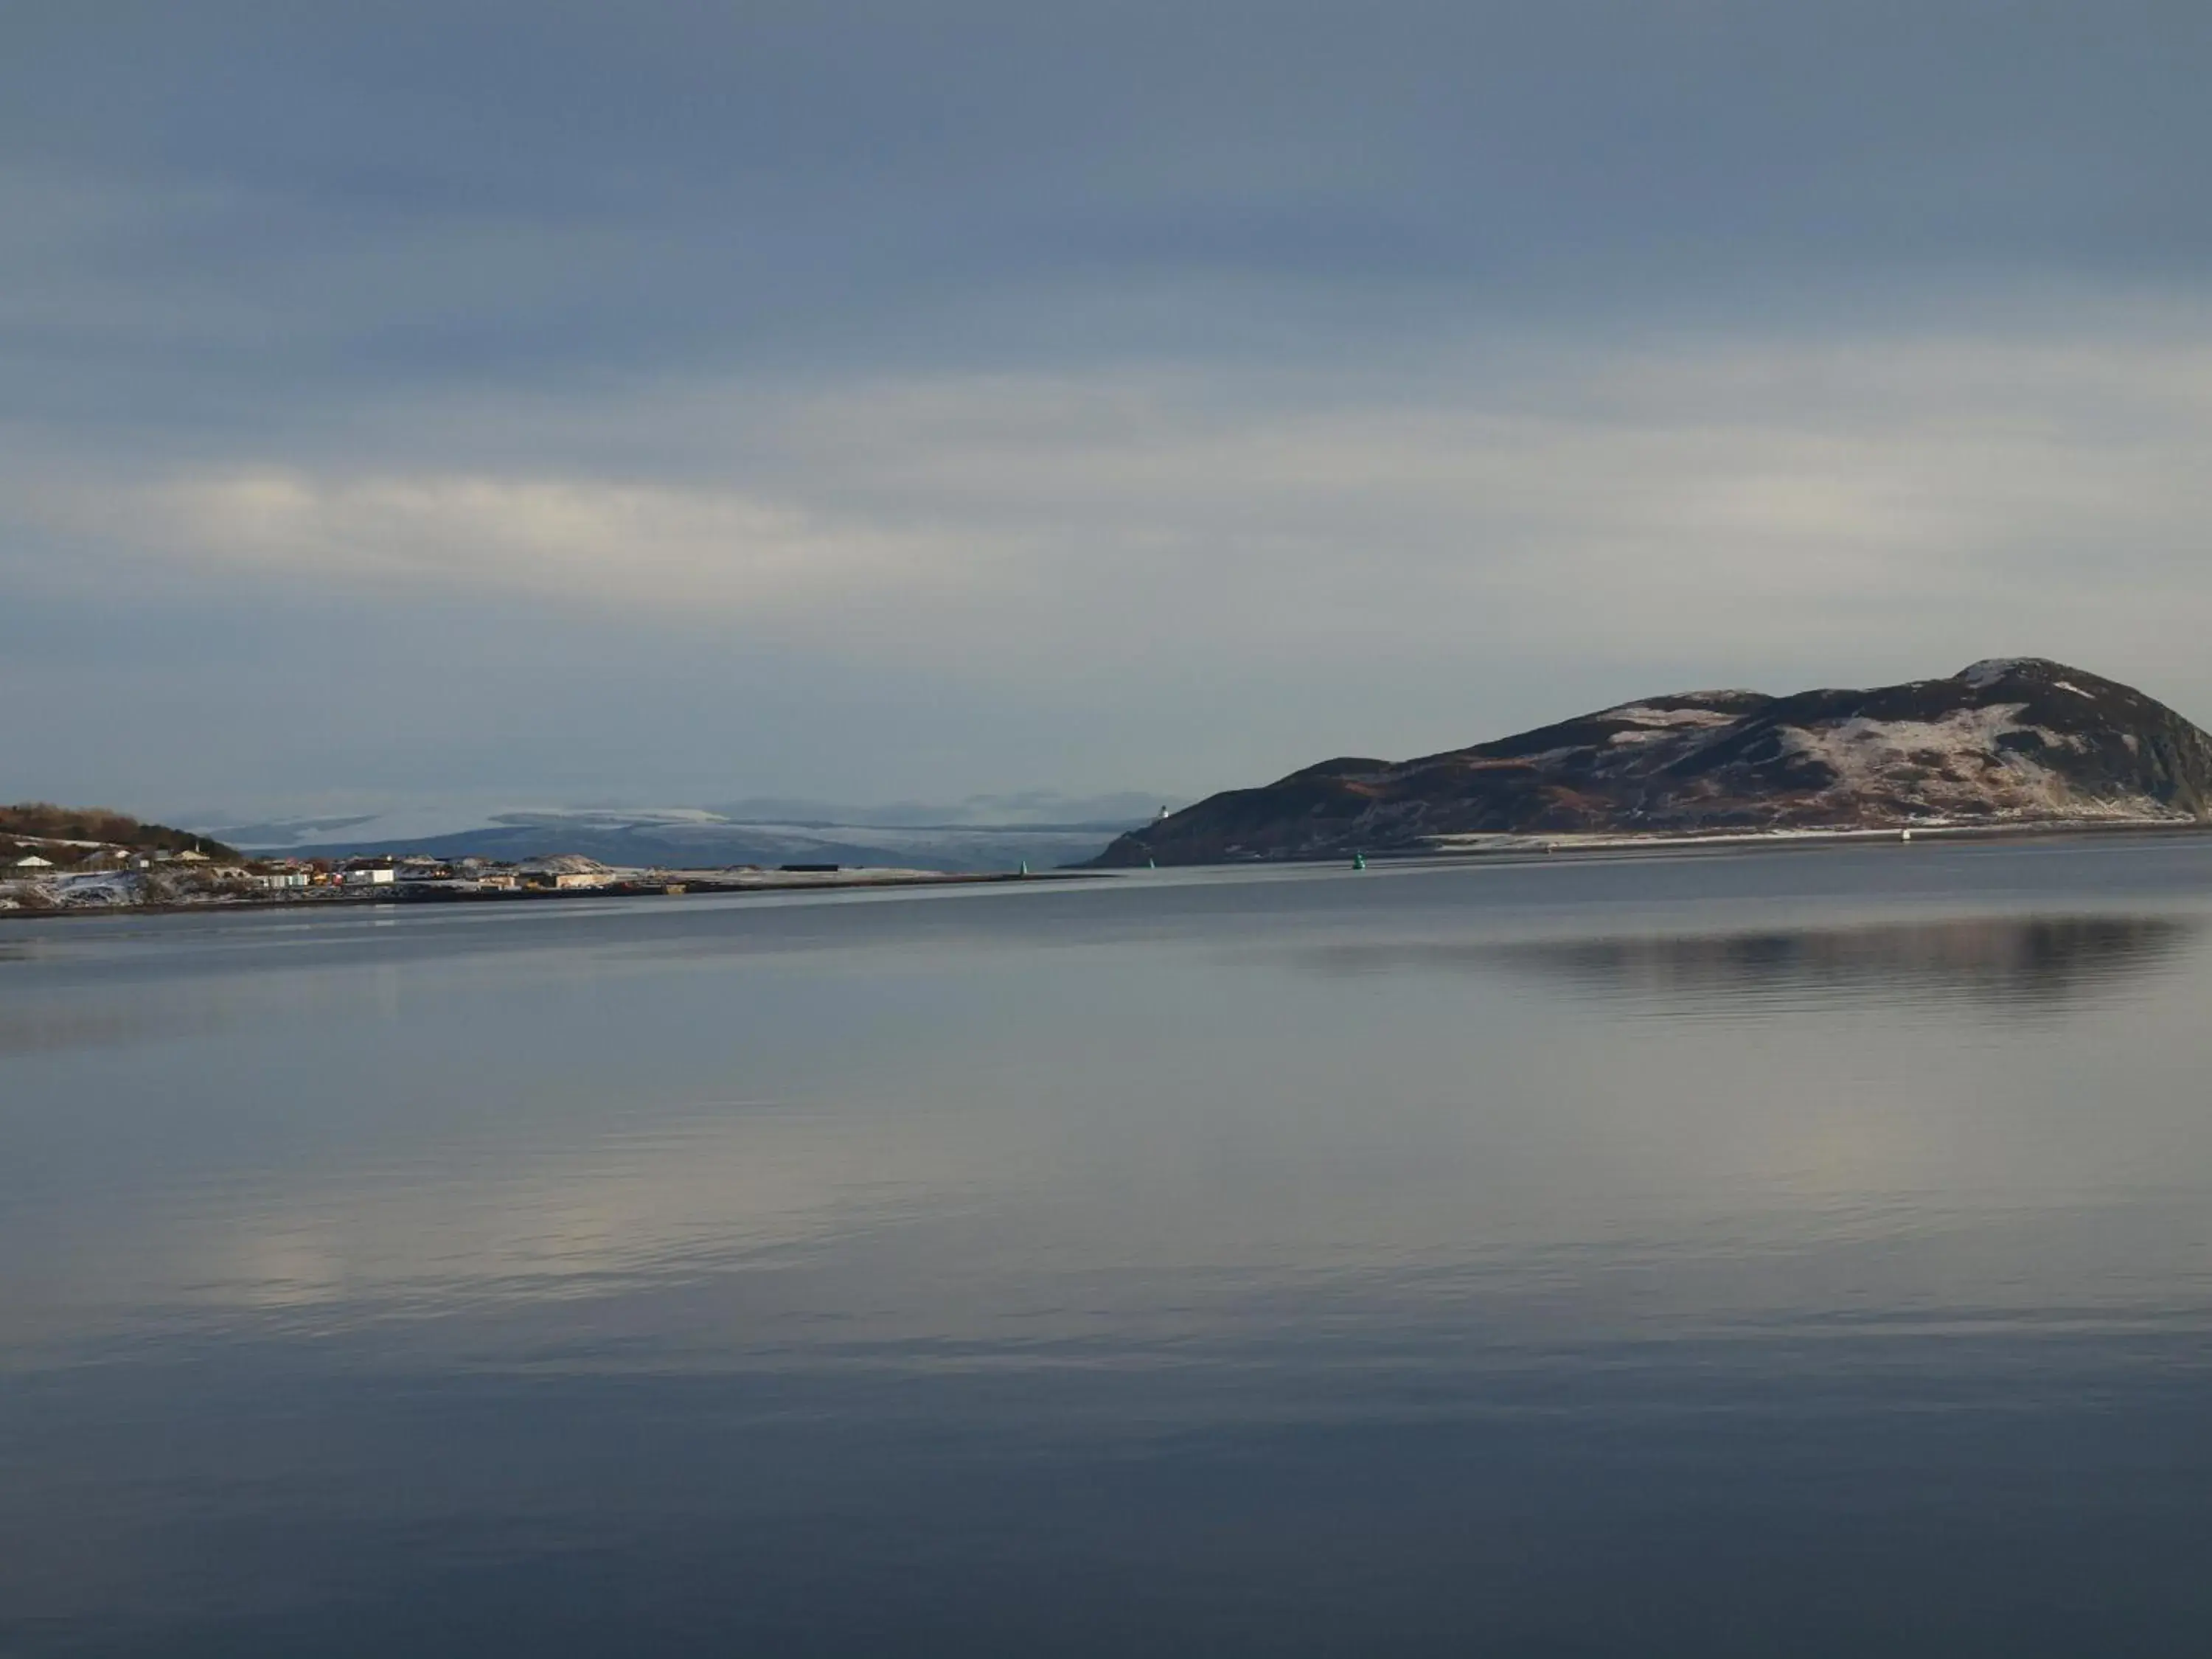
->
[6, 838, 2212, 1655]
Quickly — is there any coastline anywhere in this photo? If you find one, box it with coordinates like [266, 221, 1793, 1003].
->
[1129, 813, 2212, 870]
[1405, 814, 2212, 861]
[11, 818, 2211, 921]
[0, 866, 1103, 923]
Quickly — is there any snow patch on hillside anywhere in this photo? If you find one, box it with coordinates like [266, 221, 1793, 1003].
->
[1957, 657, 2051, 689]
[1602, 704, 1743, 728]
[1770, 702, 2172, 820]
[1601, 704, 1743, 745]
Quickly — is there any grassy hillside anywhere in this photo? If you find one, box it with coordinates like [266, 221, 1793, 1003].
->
[1, 802, 239, 862]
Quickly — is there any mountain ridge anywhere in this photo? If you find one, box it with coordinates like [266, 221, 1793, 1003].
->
[1091, 659, 2212, 866]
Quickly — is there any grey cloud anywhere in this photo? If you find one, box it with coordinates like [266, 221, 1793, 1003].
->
[4, 2, 2211, 815]
[10, 2, 2212, 405]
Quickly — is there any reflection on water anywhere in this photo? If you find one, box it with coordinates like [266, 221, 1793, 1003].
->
[0, 1002, 160, 1057]
[6, 841, 2212, 1657]
[1497, 914, 2193, 1016]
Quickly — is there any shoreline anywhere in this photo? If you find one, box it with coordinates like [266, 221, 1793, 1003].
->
[11, 818, 2211, 919]
[0, 866, 1102, 923]
[1405, 814, 2212, 860]
[1114, 814, 2212, 870]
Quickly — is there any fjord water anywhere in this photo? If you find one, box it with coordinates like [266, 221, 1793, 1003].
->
[5, 840, 2212, 1655]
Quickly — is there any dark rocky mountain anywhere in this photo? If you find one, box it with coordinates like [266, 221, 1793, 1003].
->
[1092, 660, 2212, 866]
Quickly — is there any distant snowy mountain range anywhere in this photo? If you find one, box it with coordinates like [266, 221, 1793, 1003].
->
[201, 793, 1166, 874]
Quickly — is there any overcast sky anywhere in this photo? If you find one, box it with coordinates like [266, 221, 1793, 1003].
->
[7, 0, 2211, 820]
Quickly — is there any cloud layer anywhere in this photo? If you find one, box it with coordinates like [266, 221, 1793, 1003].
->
[5, 3, 2210, 814]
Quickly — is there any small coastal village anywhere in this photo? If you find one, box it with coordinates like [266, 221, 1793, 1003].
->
[0, 805, 1020, 914]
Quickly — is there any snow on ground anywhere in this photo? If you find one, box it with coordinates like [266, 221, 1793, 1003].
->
[1596, 704, 1745, 751]
[1956, 658, 2045, 689]
[1601, 704, 1745, 730]
[202, 795, 1161, 852]
[1420, 818, 2187, 855]
[1773, 703, 2165, 820]
[1, 872, 148, 909]
[1786, 703, 2024, 773]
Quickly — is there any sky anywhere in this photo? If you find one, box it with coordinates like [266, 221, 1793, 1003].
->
[6, 0, 2211, 822]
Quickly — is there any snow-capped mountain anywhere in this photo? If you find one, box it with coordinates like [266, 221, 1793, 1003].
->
[1094, 659, 2212, 866]
[215, 797, 1158, 873]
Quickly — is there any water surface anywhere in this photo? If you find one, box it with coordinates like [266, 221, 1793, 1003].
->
[6, 838, 2212, 1655]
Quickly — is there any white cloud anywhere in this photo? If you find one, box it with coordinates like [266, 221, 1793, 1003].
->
[24, 465, 1013, 624]
[15, 316, 2212, 710]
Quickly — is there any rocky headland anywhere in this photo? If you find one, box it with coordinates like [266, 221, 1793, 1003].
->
[1092, 659, 2212, 866]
